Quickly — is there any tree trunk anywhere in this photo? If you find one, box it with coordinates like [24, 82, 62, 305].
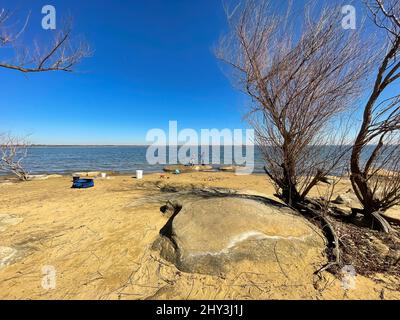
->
[281, 157, 301, 206]
[350, 88, 381, 214]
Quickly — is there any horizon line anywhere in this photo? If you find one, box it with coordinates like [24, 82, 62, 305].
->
[30, 144, 257, 147]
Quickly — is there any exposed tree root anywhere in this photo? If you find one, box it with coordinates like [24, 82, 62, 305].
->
[351, 208, 392, 233]
[294, 202, 341, 275]
[381, 213, 400, 227]
[371, 211, 392, 234]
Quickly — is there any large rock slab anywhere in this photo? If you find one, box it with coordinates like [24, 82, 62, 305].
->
[72, 171, 102, 178]
[27, 175, 49, 181]
[153, 197, 325, 275]
[163, 165, 213, 173]
[21, 174, 63, 181]
[218, 165, 246, 172]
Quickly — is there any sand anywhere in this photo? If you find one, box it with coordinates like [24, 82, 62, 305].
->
[0, 172, 399, 300]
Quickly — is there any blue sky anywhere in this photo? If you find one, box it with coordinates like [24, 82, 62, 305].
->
[2, 0, 249, 144]
[1, 0, 398, 144]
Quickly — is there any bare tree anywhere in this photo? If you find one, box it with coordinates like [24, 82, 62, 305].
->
[216, 0, 372, 206]
[0, 8, 90, 72]
[350, 0, 400, 228]
[0, 133, 30, 181]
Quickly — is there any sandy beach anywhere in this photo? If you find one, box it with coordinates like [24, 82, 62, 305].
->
[0, 172, 399, 300]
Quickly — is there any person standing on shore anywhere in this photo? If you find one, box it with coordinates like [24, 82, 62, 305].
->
[201, 152, 205, 166]
[189, 154, 196, 166]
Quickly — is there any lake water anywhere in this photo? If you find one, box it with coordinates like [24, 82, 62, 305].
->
[1, 145, 388, 176]
[16, 146, 266, 175]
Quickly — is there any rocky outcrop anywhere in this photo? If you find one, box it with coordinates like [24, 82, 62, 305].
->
[163, 165, 213, 173]
[72, 172, 102, 178]
[153, 197, 325, 275]
[333, 194, 353, 206]
[218, 165, 244, 172]
[332, 191, 359, 207]
[27, 174, 63, 181]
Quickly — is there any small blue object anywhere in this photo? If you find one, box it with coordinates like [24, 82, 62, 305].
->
[71, 178, 94, 189]
[174, 169, 180, 175]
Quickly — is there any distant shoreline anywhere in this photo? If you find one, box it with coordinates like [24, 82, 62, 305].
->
[29, 144, 398, 147]
[30, 144, 149, 147]
[0, 170, 269, 180]
[29, 144, 259, 147]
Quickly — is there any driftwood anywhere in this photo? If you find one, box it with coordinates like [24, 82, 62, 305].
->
[0, 134, 30, 181]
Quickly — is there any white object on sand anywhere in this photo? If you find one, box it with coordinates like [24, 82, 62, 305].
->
[101, 173, 107, 178]
[136, 170, 143, 180]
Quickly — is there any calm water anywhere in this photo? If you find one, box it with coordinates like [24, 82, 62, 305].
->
[16, 146, 266, 175]
[2, 145, 389, 176]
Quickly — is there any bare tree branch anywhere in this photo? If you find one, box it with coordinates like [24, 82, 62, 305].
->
[0, 9, 91, 73]
[216, 0, 373, 206]
[351, 0, 400, 216]
[0, 133, 30, 181]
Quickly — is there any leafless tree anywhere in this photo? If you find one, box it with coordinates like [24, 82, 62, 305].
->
[216, 0, 373, 206]
[0, 8, 90, 72]
[350, 0, 400, 228]
[0, 133, 30, 181]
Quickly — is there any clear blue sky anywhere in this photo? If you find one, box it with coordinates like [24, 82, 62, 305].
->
[1, 0, 250, 144]
[1, 0, 398, 144]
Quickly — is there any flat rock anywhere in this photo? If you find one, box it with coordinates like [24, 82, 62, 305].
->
[47, 174, 63, 179]
[332, 194, 354, 206]
[0, 214, 23, 232]
[163, 165, 213, 173]
[0, 247, 18, 269]
[73, 172, 102, 178]
[153, 197, 325, 275]
[27, 175, 49, 181]
[218, 165, 245, 172]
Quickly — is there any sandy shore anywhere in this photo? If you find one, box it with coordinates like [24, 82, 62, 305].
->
[0, 172, 399, 300]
